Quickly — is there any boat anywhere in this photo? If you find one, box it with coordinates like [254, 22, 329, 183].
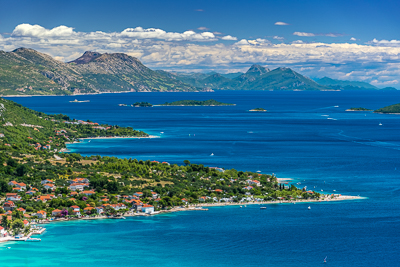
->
[240, 206, 242, 208]
[70, 99, 90, 103]
[379, 122, 382, 126]
[160, 132, 164, 134]
[334, 105, 339, 107]
[256, 170, 261, 173]
[308, 206, 311, 210]
[260, 207, 266, 209]
[25, 237, 41, 242]
[324, 256, 327, 263]
[210, 153, 214, 156]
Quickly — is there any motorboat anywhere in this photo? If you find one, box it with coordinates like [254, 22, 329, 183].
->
[25, 237, 41, 242]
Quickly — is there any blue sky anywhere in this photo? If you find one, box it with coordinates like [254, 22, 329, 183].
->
[0, 0, 400, 87]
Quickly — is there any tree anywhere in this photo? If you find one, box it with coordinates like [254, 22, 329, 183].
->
[1, 215, 11, 230]
[11, 219, 24, 232]
[12, 209, 23, 220]
[183, 160, 191, 166]
[16, 164, 29, 176]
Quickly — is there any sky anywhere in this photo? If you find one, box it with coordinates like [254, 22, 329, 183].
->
[0, 0, 399, 87]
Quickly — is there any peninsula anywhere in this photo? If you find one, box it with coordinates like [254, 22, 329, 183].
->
[374, 103, 400, 114]
[0, 97, 359, 244]
[159, 99, 235, 106]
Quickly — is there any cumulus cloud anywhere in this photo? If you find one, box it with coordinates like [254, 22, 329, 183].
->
[368, 38, 400, 47]
[120, 27, 216, 41]
[221, 35, 237, 41]
[275, 22, 289, 26]
[350, 37, 357, 41]
[1, 23, 400, 88]
[12, 24, 76, 37]
[370, 79, 399, 86]
[273, 36, 284, 40]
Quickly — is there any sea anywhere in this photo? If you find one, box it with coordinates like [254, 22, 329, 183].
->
[2, 90, 400, 266]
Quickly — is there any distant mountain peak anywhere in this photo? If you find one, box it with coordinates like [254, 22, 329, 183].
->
[246, 64, 270, 75]
[69, 51, 102, 64]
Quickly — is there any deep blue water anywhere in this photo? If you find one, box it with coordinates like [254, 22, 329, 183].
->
[3, 90, 400, 266]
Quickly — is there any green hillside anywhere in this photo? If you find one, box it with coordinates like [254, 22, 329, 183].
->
[0, 97, 147, 152]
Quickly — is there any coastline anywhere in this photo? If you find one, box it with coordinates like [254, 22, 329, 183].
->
[78, 135, 160, 140]
[0, 194, 363, 244]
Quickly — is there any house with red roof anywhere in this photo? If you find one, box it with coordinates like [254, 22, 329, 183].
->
[52, 209, 62, 217]
[35, 210, 47, 219]
[6, 193, 21, 201]
[17, 207, 26, 214]
[43, 183, 56, 190]
[134, 192, 143, 197]
[82, 190, 95, 196]
[41, 179, 54, 185]
[3, 201, 16, 211]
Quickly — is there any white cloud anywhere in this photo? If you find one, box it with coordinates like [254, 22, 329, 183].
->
[293, 32, 315, 37]
[197, 27, 209, 31]
[221, 35, 237, 41]
[2, 23, 400, 88]
[293, 32, 342, 37]
[368, 38, 400, 47]
[273, 36, 284, 40]
[370, 79, 399, 86]
[12, 24, 76, 37]
[275, 22, 289, 26]
[350, 37, 357, 41]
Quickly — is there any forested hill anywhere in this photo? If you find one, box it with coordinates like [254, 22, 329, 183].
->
[0, 48, 197, 96]
[0, 97, 147, 152]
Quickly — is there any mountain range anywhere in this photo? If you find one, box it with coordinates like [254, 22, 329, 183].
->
[0, 48, 197, 95]
[0, 48, 395, 96]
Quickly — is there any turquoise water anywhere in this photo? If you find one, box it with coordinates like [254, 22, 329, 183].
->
[5, 90, 400, 266]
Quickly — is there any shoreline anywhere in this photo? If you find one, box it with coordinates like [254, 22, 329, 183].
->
[0, 195, 363, 244]
[78, 135, 159, 140]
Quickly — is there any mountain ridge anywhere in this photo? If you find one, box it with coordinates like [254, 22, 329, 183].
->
[0, 48, 198, 96]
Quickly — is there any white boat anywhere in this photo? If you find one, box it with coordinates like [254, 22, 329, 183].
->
[379, 122, 382, 126]
[25, 237, 41, 242]
[160, 132, 164, 134]
[240, 206, 242, 208]
[334, 105, 339, 107]
[256, 170, 261, 173]
[308, 206, 311, 210]
[321, 189, 323, 192]
[210, 153, 214, 156]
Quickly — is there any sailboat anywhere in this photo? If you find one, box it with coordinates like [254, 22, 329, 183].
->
[210, 153, 214, 156]
[379, 122, 383, 126]
[308, 206, 311, 210]
[324, 256, 327, 263]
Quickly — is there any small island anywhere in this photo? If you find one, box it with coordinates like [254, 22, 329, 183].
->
[346, 107, 372, 111]
[132, 102, 153, 107]
[375, 103, 400, 114]
[159, 99, 235, 106]
[249, 108, 267, 112]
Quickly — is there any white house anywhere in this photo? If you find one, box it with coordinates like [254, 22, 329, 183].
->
[141, 205, 154, 214]
[0, 226, 7, 237]
[41, 179, 54, 185]
[36, 210, 47, 219]
[151, 192, 158, 199]
[95, 207, 104, 214]
[43, 183, 56, 190]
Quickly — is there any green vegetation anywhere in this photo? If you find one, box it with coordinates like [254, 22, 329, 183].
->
[346, 107, 372, 111]
[250, 108, 266, 111]
[316, 77, 378, 90]
[133, 102, 153, 107]
[375, 103, 400, 114]
[161, 99, 234, 106]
